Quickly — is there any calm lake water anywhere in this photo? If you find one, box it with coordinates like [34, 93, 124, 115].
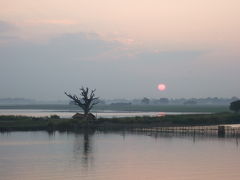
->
[0, 131, 240, 180]
[0, 109, 210, 118]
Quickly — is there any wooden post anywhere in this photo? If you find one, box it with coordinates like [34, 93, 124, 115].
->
[218, 125, 225, 137]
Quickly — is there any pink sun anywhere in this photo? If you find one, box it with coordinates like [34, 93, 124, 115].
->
[158, 84, 166, 91]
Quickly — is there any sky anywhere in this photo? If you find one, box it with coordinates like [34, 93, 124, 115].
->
[0, 0, 240, 100]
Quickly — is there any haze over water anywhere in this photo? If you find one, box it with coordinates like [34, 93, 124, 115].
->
[0, 131, 240, 180]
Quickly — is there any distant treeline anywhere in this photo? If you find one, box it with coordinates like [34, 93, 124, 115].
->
[0, 96, 239, 106]
[0, 104, 230, 113]
[102, 97, 239, 105]
[0, 98, 36, 105]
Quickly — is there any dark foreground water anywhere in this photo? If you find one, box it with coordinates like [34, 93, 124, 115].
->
[0, 131, 240, 180]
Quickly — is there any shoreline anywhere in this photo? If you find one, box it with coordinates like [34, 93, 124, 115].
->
[0, 112, 239, 132]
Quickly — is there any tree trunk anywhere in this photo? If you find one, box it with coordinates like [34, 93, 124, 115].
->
[65, 87, 99, 117]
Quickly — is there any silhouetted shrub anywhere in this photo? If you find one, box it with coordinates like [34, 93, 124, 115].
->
[50, 114, 60, 119]
[230, 100, 240, 113]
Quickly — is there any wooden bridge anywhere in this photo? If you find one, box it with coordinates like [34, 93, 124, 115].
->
[135, 124, 240, 137]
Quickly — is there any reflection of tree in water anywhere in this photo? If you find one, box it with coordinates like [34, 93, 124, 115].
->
[73, 130, 95, 169]
[236, 136, 239, 147]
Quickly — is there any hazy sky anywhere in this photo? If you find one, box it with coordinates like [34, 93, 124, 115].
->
[0, 0, 240, 100]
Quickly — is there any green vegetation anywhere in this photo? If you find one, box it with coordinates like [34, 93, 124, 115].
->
[0, 115, 88, 131]
[230, 100, 240, 113]
[0, 112, 240, 132]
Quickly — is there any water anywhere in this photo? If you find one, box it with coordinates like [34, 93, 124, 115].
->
[0, 109, 210, 118]
[0, 131, 240, 180]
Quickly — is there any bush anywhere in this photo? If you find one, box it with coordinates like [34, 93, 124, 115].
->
[230, 100, 240, 113]
[50, 114, 60, 119]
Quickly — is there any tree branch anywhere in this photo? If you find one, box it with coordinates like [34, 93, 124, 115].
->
[65, 87, 99, 115]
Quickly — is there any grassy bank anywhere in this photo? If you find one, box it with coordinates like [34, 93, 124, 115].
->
[0, 112, 240, 132]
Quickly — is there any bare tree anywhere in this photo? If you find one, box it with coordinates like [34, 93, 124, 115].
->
[65, 87, 99, 115]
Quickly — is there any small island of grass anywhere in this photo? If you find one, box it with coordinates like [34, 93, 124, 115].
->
[0, 112, 240, 132]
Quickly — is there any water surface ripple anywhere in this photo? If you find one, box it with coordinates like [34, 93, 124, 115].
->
[0, 131, 240, 180]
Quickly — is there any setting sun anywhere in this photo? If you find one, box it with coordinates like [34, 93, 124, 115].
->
[158, 84, 166, 91]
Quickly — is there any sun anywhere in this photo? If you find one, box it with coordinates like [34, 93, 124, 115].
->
[158, 83, 166, 91]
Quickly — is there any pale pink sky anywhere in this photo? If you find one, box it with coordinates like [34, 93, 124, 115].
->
[0, 0, 240, 99]
[1, 0, 240, 49]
